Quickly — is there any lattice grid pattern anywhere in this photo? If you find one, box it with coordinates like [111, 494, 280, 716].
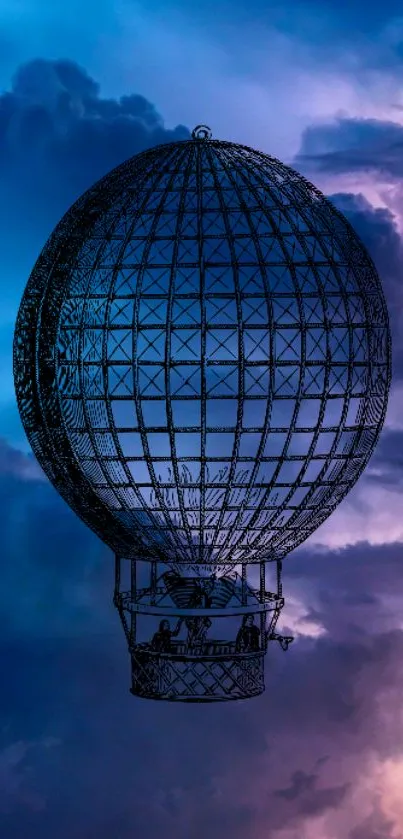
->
[14, 129, 391, 566]
[131, 644, 265, 701]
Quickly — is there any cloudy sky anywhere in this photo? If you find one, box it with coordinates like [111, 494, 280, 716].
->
[1, 1, 403, 837]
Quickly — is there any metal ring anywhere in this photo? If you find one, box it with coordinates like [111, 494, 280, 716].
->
[191, 124, 212, 140]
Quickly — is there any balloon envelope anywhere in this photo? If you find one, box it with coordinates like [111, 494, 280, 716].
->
[13, 133, 391, 566]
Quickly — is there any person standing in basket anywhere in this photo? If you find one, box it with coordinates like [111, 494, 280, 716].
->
[186, 616, 212, 654]
[235, 614, 260, 653]
[151, 618, 183, 653]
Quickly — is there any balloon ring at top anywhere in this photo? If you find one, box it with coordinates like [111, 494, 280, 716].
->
[191, 125, 213, 140]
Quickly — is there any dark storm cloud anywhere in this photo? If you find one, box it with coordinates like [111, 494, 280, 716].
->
[0, 438, 111, 638]
[295, 132, 403, 397]
[296, 117, 403, 179]
[0, 57, 190, 444]
[1, 437, 403, 837]
[0, 57, 189, 232]
[275, 768, 317, 800]
[329, 192, 402, 278]
[328, 192, 403, 378]
[286, 537, 403, 646]
[367, 429, 403, 489]
[2, 56, 403, 838]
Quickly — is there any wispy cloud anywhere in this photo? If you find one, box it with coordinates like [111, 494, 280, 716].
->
[0, 737, 61, 815]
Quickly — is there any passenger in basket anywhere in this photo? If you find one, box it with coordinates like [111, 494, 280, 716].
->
[235, 614, 260, 653]
[151, 618, 183, 653]
[186, 616, 212, 653]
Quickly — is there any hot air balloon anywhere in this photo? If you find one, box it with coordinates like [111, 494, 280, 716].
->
[13, 125, 391, 702]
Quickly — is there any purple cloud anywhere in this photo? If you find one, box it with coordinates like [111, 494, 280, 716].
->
[0, 56, 403, 839]
[0, 438, 402, 837]
[296, 116, 403, 179]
